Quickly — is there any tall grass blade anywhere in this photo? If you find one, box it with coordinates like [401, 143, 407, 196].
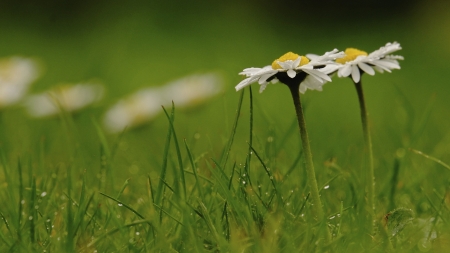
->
[155, 106, 174, 205]
[184, 139, 203, 200]
[220, 89, 244, 168]
[248, 144, 281, 202]
[162, 103, 186, 200]
[29, 176, 36, 243]
[17, 159, 23, 241]
[66, 164, 73, 252]
[245, 86, 253, 187]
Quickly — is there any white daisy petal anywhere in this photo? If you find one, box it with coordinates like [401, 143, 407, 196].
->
[358, 62, 375, 76]
[287, 69, 296, 78]
[235, 77, 252, 91]
[259, 83, 268, 93]
[340, 64, 353, 77]
[372, 59, 400, 70]
[351, 65, 361, 83]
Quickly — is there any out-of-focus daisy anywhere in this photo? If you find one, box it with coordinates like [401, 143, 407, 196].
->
[235, 49, 344, 93]
[103, 73, 222, 133]
[336, 42, 403, 83]
[103, 87, 164, 133]
[161, 73, 223, 107]
[0, 57, 40, 109]
[24, 83, 104, 118]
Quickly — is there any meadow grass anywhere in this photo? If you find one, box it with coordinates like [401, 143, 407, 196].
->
[1, 80, 450, 252]
[1, 3, 450, 252]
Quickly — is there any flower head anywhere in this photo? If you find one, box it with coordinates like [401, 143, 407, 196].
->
[336, 42, 403, 83]
[236, 49, 344, 94]
[0, 57, 40, 109]
[24, 83, 104, 118]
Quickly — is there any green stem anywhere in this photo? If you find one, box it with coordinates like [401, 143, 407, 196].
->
[287, 84, 324, 221]
[354, 80, 375, 234]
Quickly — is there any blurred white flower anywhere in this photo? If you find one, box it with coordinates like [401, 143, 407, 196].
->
[24, 83, 104, 118]
[103, 73, 223, 133]
[336, 42, 403, 83]
[161, 73, 223, 107]
[0, 57, 40, 108]
[235, 50, 344, 94]
[103, 87, 164, 133]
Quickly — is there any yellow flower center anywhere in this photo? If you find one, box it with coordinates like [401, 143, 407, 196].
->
[271, 52, 310, 69]
[336, 48, 368, 64]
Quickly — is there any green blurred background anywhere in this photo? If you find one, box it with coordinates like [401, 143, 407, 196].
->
[1, 0, 450, 190]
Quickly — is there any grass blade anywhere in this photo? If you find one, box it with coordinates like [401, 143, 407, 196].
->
[184, 139, 204, 200]
[248, 144, 281, 202]
[116, 178, 130, 199]
[155, 106, 173, 205]
[99, 192, 145, 219]
[410, 148, 450, 171]
[162, 103, 186, 200]
[220, 89, 244, 168]
[85, 220, 152, 248]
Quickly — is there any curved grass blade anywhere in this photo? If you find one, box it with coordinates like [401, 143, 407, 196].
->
[410, 148, 450, 171]
[248, 144, 281, 202]
[220, 89, 244, 168]
[99, 192, 145, 220]
[116, 178, 130, 199]
[184, 139, 204, 199]
[162, 103, 186, 200]
[86, 219, 152, 248]
[155, 106, 174, 205]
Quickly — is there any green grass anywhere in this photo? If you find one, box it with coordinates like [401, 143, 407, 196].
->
[1, 2, 450, 252]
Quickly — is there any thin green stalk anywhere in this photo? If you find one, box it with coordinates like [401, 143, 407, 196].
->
[287, 84, 324, 221]
[354, 80, 375, 234]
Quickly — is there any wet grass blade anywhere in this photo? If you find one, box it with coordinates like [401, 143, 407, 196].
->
[99, 192, 145, 219]
[152, 203, 184, 226]
[245, 86, 253, 187]
[29, 176, 36, 243]
[184, 139, 204, 200]
[248, 144, 281, 202]
[220, 89, 244, 168]
[85, 219, 152, 248]
[410, 149, 450, 171]
[155, 106, 173, 205]
[66, 164, 74, 252]
[116, 178, 130, 199]
[17, 159, 23, 241]
[147, 174, 155, 204]
[162, 103, 186, 200]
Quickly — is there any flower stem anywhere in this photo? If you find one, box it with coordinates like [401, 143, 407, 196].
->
[354, 80, 376, 234]
[287, 84, 324, 221]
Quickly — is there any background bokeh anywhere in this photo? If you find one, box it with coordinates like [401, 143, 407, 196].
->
[1, 0, 450, 191]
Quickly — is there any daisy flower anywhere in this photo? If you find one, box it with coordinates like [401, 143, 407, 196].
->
[0, 57, 40, 109]
[336, 42, 403, 83]
[235, 49, 344, 93]
[24, 83, 104, 118]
